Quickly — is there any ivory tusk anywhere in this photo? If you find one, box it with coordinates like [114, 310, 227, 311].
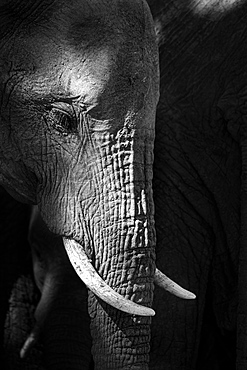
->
[154, 268, 196, 299]
[20, 329, 38, 359]
[63, 238, 155, 316]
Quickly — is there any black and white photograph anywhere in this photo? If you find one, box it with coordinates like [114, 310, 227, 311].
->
[0, 1, 246, 369]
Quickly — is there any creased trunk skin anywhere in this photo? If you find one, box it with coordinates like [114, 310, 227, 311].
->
[87, 114, 156, 369]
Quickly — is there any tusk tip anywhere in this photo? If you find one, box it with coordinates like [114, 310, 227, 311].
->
[190, 292, 196, 299]
[154, 268, 197, 300]
[184, 292, 196, 300]
[134, 306, 155, 317]
[146, 307, 156, 316]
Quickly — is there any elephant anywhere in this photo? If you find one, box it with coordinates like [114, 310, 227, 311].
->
[0, 0, 195, 369]
[3, 0, 247, 369]
[147, 0, 247, 369]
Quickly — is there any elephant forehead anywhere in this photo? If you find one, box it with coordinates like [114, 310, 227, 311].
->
[1, 26, 142, 109]
[13, 39, 115, 105]
[62, 50, 112, 100]
[0, 0, 155, 119]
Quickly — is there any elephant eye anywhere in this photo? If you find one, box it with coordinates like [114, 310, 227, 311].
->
[45, 102, 78, 136]
[50, 110, 74, 134]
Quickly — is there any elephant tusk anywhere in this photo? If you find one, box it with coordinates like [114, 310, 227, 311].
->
[20, 328, 39, 359]
[154, 268, 196, 299]
[63, 238, 155, 316]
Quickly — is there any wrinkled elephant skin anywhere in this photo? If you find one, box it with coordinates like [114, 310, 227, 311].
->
[146, 0, 246, 369]
[3, 0, 247, 370]
[0, 0, 159, 369]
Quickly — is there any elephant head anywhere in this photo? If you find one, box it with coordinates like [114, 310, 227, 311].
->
[0, 0, 195, 368]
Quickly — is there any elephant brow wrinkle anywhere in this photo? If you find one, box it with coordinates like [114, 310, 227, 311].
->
[35, 95, 82, 106]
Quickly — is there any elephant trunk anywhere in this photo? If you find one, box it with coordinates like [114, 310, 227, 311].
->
[86, 125, 156, 369]
[36, 114, 157, 369]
